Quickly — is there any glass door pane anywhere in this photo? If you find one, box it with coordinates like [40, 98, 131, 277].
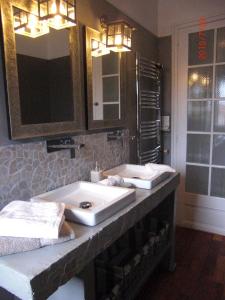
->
[186, 26, 225, 198]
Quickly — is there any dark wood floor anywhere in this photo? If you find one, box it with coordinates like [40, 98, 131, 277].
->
[137, 226, 225, 300]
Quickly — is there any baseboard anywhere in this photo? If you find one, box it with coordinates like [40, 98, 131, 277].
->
[180, 221, 225, 236]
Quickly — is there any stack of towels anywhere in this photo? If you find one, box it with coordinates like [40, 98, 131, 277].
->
[0, 200, 75, 256]
[103, 163, 176, 186]
[145, 163, 175, 173]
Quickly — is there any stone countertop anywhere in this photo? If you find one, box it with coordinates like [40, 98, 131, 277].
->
[0, 173, 179, 300]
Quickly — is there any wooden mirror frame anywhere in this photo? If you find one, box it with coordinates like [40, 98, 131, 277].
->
[85, 26, 127, 130]
[0, 0, 84, 140]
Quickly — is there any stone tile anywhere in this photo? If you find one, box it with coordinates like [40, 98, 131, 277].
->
[0, 131, 129, 208]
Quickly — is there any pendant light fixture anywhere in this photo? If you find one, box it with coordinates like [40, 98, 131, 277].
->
[91, 39, 110, 57]
[104, 20, 134, 52]
[38, 0, 76, 30]
[13, 7, 49, 38]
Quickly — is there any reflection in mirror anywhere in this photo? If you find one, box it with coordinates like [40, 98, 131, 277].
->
[92, 52, 121, 121]
[14, 7, 74, 125]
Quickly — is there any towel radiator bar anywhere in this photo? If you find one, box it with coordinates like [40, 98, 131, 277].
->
[137, 55, 163, 165]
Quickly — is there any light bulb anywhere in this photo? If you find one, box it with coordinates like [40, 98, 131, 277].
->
[115, 34, 122, 45]
[21, 14, 27, 24]
[68, 7, 75, 19]
[14, 19, 21, 28]
[51, 1, 57, 14]
[92, 39, 99, 51]
[27, 14, 37, 30]
[54, 14, 63, 26]
[91, 40, 110, 57]
[201, 76, 210, 86]
[59, 2, 66, 15]
[191, 73, 199, 82]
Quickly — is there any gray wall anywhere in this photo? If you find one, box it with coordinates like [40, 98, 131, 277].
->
[0, 0, 158, 145]
[0, 0, 159, 298]
[0, 0, 159, 191]
[106, 0, 158, 35]
[158, 36, 172, 165]
[0, 132, 129, 210]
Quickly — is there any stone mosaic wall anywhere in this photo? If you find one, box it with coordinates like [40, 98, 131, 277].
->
[0, 131, 129, 209]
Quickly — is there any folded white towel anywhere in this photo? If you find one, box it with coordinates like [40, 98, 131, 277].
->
[0, 201, 65, 239]
[107, 175, 124, 186]
[145, 163, 176, 173]
[0, 221, 75, 257]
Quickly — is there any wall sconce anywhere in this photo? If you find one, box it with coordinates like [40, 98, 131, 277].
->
[13, 8, 49, 38]
[91, 39, 110, 57]
[38, 0, 76, 30]
[103, 20, 134, 52]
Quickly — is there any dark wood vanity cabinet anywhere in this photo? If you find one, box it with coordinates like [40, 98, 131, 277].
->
[94, 192, 176, 300]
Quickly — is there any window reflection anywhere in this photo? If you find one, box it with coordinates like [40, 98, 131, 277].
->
[92, 52, 121, 121]
[187, 101, 211, 132]
[188, 30, 214, 65]
[186, 134, 210, 164]
[215, 65, 225, 99]
[219, 80, 225, 98]
[214, 101, 225, 131]
[216, 27, 225, 63]
[188, 67, 213, 99]
[213, 135, 225, 165]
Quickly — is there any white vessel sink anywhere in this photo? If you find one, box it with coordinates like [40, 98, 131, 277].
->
[31, 181, 136, 226]
[103, 164, 171, 189]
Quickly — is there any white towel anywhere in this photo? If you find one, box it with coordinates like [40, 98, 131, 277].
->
[107, 175, 124, 186]
[0, 221, 75, 257]
[145, 163, 176, 173]
[0, 201, 65, 239]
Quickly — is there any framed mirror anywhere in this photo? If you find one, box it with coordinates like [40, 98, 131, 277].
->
[0, 0, 83, 140]
[85, 26, 126, 130]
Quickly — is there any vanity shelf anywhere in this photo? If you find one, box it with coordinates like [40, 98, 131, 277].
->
[95, 205, 172, 300]
[0, 173, 179, 300]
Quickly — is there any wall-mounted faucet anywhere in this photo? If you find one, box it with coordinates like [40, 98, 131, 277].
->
[107, 130, 124, 142]
[46, 137, 85, 159]
[107, 130, 136, 147]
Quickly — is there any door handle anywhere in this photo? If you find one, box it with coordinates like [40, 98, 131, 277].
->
[124, 135, 136, 141]
[130, 136, 136, 141]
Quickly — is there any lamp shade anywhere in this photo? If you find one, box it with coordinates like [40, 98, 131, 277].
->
[106, 21, 133, 52]
[13, 7, 49, 38]
[38, 0, 76, 30]
[91, 39, 110, 57]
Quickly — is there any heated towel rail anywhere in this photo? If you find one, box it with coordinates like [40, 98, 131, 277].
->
[137, 56, 163, 165]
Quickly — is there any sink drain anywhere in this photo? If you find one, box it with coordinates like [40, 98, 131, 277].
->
[79, 201, 92, 209]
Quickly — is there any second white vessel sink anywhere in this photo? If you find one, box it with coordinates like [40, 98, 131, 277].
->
[103, 164, 171, 189]
[31, 181, 136, 226]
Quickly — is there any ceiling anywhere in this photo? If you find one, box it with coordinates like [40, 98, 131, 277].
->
[106, 0, 225, 37]
[106, 0, 158, 36]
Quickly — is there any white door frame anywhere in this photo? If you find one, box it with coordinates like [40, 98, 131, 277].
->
[171, 14, 225, 233]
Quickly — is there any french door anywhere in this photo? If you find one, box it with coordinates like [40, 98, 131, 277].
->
[173, 17, 225, 235]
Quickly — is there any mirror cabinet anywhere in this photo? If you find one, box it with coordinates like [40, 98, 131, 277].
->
[85, 26, 126, 130]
